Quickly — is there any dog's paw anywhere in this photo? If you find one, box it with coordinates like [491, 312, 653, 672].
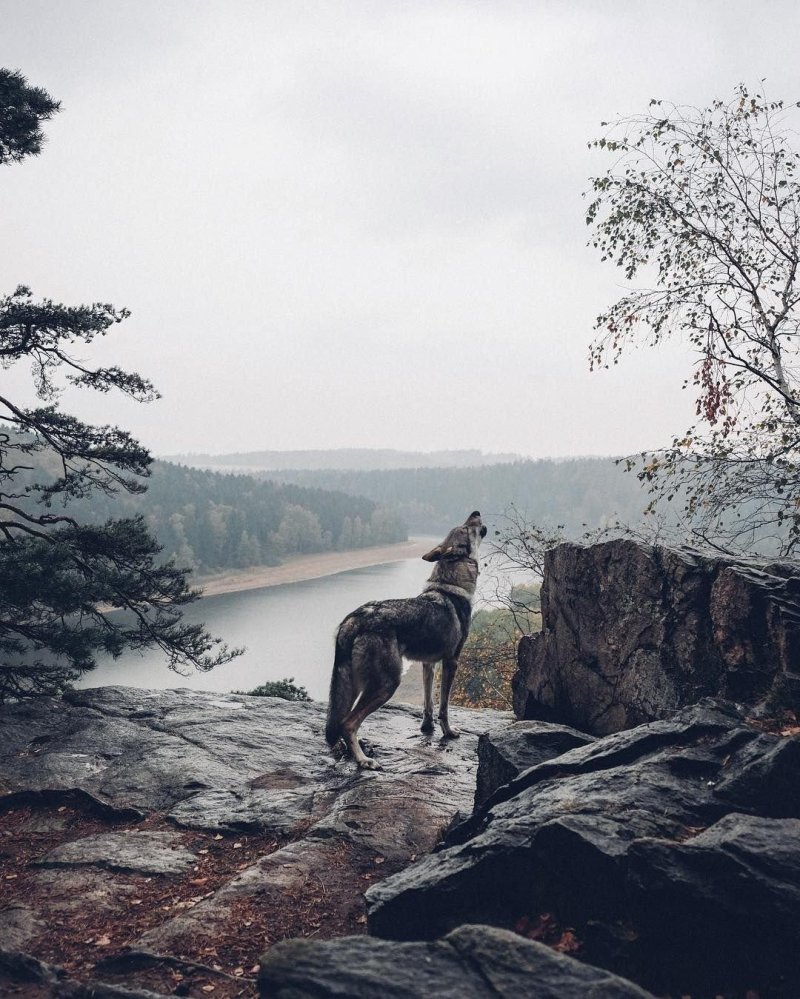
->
[442, 726, 461, 740]
[358, 758, 382, 770]
[420, 716, 435, 734]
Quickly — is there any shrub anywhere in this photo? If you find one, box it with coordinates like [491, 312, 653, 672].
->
[235, 677, 311, 701]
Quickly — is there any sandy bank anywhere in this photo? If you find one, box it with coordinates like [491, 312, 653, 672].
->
[194, 538, 432, 598]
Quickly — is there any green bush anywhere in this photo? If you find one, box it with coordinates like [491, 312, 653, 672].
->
[235, 677, 311, 701]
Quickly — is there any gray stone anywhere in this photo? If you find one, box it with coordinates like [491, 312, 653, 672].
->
[475, 720, 594, 808]
[35, 831, 196, 876]
[0, 948, 171, 997]
[0, 904, 45, 950]
[258, 924, 656, 998]
[626, 812, 800, 996]
[366, 700, 800, 998]
[513, 540, 800, 734]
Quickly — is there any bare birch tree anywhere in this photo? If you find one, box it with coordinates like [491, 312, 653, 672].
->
[587, 85, 800, 555]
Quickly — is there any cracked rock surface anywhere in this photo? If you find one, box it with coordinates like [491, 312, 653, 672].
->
[0, 685, 505, 998]
[367, 698, 800, 998]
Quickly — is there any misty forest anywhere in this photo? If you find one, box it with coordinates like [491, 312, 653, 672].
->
[2, 6, 800, 999]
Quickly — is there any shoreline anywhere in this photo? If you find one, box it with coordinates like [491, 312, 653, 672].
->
[193, 538, 432, 598]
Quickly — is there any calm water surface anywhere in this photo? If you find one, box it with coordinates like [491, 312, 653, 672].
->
[80, 553, 489, 701]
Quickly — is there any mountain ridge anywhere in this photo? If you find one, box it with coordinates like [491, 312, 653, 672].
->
[161, 448, 523, 471]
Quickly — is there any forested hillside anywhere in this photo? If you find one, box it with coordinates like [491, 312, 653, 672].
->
[254, 458, 648, 533]
[10, 450, 407, 575]
[76, 462, 407, 573]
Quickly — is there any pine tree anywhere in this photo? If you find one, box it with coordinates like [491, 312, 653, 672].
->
[0, 72, 240, 699]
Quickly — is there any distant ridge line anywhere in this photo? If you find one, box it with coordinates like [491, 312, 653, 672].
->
[160, 448, 525, 471]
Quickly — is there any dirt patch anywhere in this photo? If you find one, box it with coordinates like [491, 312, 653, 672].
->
[0, 801, 404, 998]
[0, 802, 279, 996]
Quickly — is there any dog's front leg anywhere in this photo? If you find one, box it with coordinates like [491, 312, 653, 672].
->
[438, 657, 460, 739]
[421, 662, 435, 733]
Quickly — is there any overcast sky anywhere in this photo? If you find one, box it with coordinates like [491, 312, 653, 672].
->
[2, 1, 799, 458]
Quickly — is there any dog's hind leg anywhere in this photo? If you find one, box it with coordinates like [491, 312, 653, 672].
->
[341, 688, 394, 769]
[420, 662, 435, 733]
[341, 634, 402, 769]
[438, 657, 461, 739]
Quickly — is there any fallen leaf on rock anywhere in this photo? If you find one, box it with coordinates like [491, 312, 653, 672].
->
[250, 965, 260, 974]
[95, 934, 111, 947]
[233, 967, 244, 977]
[553, 930, 580, 954]
[201, 987, 215, 994]
[213, 834, 223, 841]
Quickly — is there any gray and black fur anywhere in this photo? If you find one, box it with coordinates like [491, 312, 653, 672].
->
[326, 511, 487, 769]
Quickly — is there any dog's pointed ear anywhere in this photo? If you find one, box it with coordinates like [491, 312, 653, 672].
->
[422, 544, 445, 562]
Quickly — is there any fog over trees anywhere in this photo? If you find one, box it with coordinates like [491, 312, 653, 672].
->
[246, 457, 648, 535]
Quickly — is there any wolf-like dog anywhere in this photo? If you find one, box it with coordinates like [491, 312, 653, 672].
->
[325, 511, 487, 769]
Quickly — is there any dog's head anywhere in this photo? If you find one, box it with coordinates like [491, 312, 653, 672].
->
[421, 511, 487, 563]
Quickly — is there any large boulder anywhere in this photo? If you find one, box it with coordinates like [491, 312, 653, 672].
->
[627, 812, 800, 996]
[513, 539, 800, 734]
[366, 700, 800, 998]
[259, 924, 656, 998]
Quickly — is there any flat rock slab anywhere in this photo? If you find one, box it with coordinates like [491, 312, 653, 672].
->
[259, 924, 656, 998]
[35, 831, 196, 876]
[0, 686, 505, 837]
[0, 686, 506, 996]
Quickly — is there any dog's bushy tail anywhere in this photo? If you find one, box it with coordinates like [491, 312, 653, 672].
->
[325, 637, 353, 747]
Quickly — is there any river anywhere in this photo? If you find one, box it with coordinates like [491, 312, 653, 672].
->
[78, 551, 493, 701]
